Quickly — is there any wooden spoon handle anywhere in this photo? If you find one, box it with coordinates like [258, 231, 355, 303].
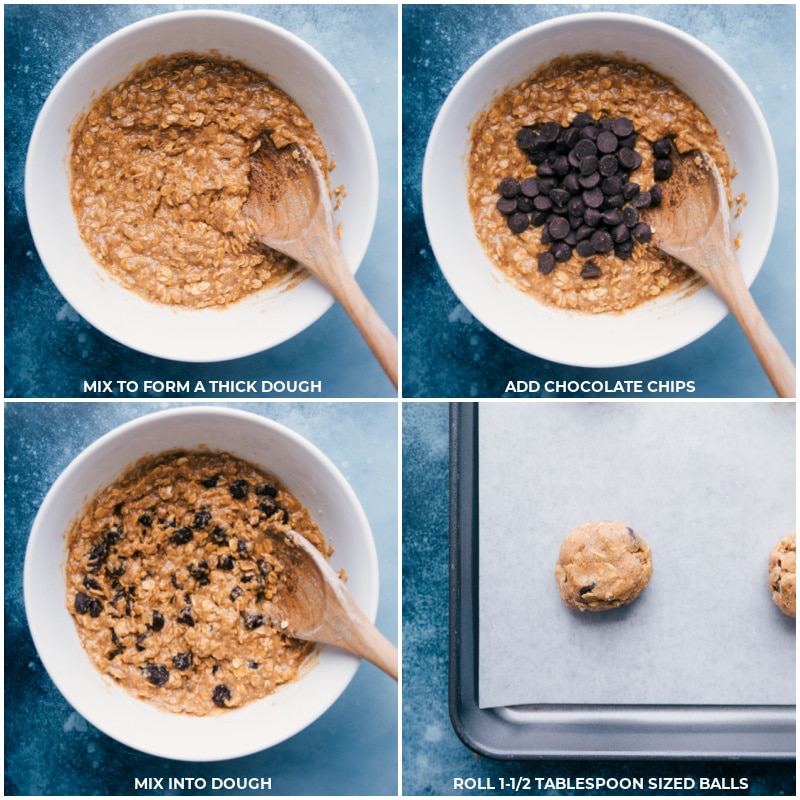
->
[718, 269, 796, 398]
[339, 602, 399, 681]
[312, 244, 398, 389]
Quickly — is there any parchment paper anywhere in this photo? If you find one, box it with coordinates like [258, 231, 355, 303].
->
[478, 402, 796, 708]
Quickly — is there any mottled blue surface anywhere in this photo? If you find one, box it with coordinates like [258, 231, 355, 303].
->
[4, 4, 398, 399]
[401, 402, 795, 795]
[402, 4, 796, 398]
[4, 401, 398, 795]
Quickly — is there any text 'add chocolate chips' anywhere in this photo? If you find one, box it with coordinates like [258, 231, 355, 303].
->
[496, 115, 676, 278]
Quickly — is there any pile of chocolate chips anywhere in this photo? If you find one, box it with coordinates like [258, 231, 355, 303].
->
[495, 113, 674, 278]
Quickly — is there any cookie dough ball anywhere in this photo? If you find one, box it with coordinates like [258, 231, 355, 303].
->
[768, 531, 796, 618]
[555, 521, 652, 612]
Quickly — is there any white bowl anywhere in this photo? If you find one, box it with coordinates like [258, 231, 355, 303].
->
[423, 12, 778, 367]
[25, 10, 378, 362]
[24, 407, 378, 761]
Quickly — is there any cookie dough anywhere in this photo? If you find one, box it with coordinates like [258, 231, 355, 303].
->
[768, 531, 796, 618]
[555, 520, 653, 612]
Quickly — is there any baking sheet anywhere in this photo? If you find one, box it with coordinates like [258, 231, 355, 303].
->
[478, 402, 796, 709]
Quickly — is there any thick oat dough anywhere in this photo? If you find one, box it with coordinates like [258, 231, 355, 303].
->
[768, 531, 796, 618]
[70, 52, 331, 309]
[65, 449, 329, 715]
[555, 520, 653, 611]
[468, 54, 733, 313]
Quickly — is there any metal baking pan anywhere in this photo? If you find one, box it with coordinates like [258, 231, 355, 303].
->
[448, 402, 795, 760]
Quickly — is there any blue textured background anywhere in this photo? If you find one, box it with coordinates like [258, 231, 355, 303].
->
[401, 402, 795, 795]
[402, 4, 796, 398]
[4, 4, 398, 399]
[4, 401, 398, 795]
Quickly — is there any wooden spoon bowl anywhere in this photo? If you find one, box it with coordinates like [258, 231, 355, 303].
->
[263, 528, 398, 681]
[245, 133, 398, 388]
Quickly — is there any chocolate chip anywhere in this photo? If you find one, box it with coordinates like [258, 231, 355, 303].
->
[579, 583, 597, 595]
[549, 187, 571, 207]
[520, 177, 540, 197]
[150, 609, 165, 631]
[548, 216, 570, 240]
[531, 210, 549, 227]
[631, 222, 652, 243]
[583, 207, 603, 228]
[515, 127, 537, 150]
[552, 155, 570, 177]
[552, 242, 572, 262]
[650, 184, 663, 207]
[537, 161, 554, 178]
[596, 130, 618, 154]
[189, 560, 211, 586]
[539, 120, 560, 143]
[177, 607, 195, 626]
[145, 664, 169, 686]
[561, 172, 581, 195]
[599, 176, 621, 197]
[229, 480, 249, 500]
[193, 509, 212, 529]
[533, 194, 552, 212]
[212, 685, 232, 708]
[618, 147, 639, 171]
[653, 158, 673, 181]
[611, 223, 630, 244]
[210, 526, 228, 545]
[615, 240, 635, 260]
[590, 230, 614, 254]
[216, 554, 235, 570]
[496, 196, 517, 214]
[579, 155, 599, 176]
[622, 205, 640, 227]
[200, 474, 220, 488]
[170, 527, 194, 546]
[75, 592, 92, 614]
[582, 187, 604, 209]
[622, 182, 641, 202]
[602, 209, 622, 227]
[138, 513, 153, 527]
[575, 240, 595, 258]
[516, 195, 535, 213]
[578, 125, 598, 142]
[631, 190, 652, 209]
[230, 586, 244, 601]
[573, 138, 597, 159]
[172, 652, 193, 671]
[580, 263, 602, 279]
[571, 112, 594, 128]
[244, 613, 265, 630]
[507, 212, 530, 234]
[578, 170, 601, 189]
[652, 138, 672, 159]
[499, 177, 520, 198]
[598, 154, 618, 177]
[537, 252, 556, 274]
[611, 117, 634, 137]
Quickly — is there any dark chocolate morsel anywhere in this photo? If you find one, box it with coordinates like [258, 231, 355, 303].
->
[580, 262, 602, 279]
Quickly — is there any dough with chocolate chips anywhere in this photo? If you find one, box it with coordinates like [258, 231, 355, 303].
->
[555, 520, 653, 612]
[768, 531, 796, 618]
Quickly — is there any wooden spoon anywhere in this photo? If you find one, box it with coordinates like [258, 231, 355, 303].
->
[245, 133, 398, 388]
[644, 151, 795, 398]
[263, 528, 398, 681]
